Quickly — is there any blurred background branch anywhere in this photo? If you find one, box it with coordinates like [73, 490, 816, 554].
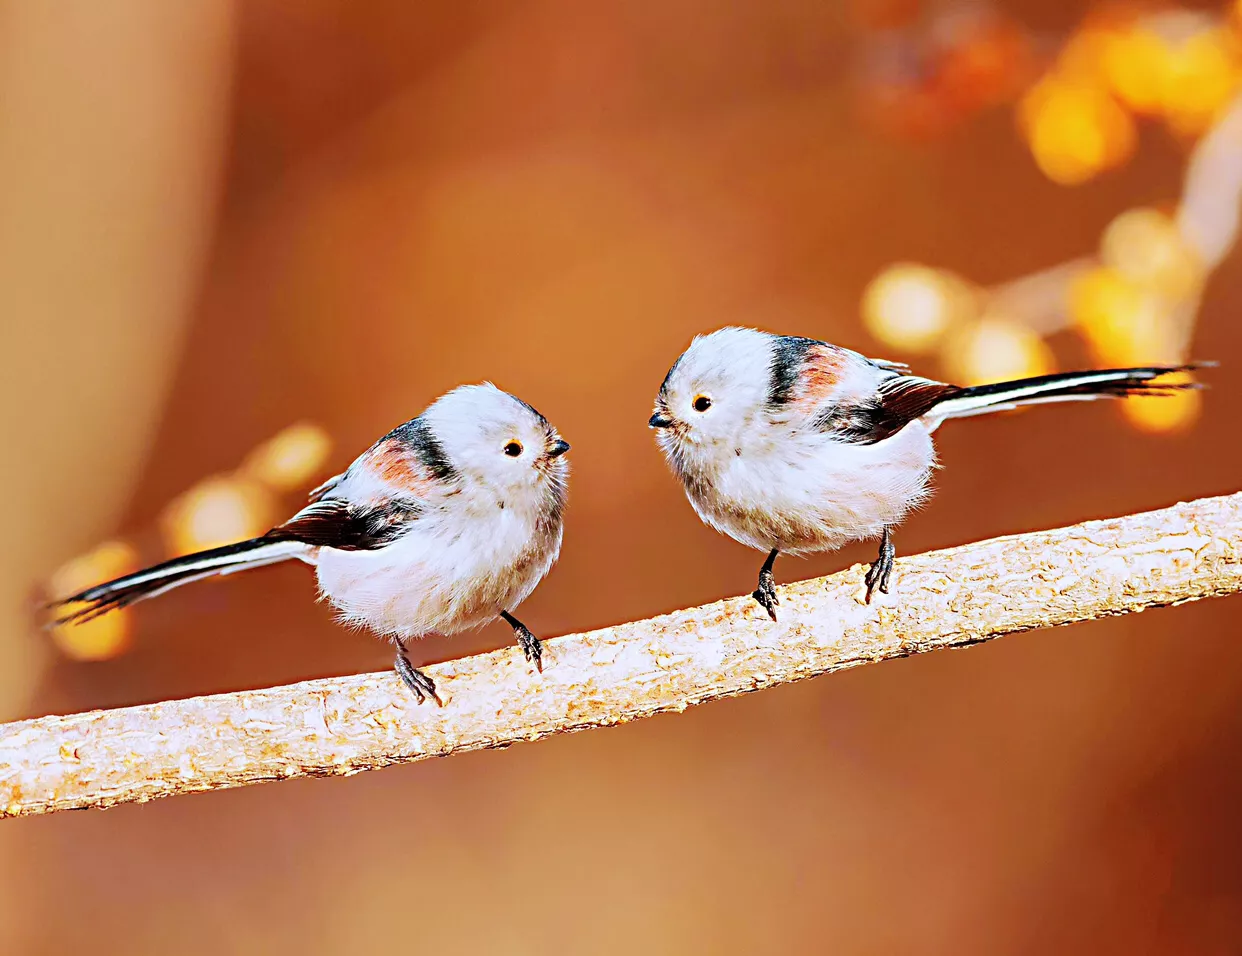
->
[7, 491, 1240, 819]
[858, 3, 1242, 435]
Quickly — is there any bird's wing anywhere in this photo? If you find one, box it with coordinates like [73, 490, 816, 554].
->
[284, 417, 459, 550]
[268, 498, 420, 551]
[771, 340, 961, 444]
[813, 374, 961, 444]
[307, 473, 343, 503]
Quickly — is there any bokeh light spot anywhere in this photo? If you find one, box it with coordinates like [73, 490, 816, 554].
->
[48, 541, 140, 661]
[1162, 28, 1240, 136]
[862, 264, 972, 353]
[242, 422, 333, 492]
[1069, 267, 1175, 366]
[1102, 28, 1173, 114]
[942, 316, 1054, 386]
[1102, 207, 1203, 299]
[162, 476, 276, 556]
[1021, 77, 1136, 185]
[1122, 386, 1202, 433]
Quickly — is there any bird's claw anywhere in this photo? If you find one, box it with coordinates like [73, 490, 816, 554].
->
[394, 652, 442, 706]
[514, 624, 544, 673]
[864, 532, 896, 605]
[753, 568, 779, 622]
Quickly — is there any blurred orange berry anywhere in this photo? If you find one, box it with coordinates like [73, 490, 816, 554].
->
[1161, 28, 1240, 137]
[1101, 27, 1173, 114]
[1099, 20, 1239, 136]
[1021, 76, 1136, 185]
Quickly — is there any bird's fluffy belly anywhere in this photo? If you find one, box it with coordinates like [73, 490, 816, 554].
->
[314, 513, 555, 640]
[690, 423, 936, 553]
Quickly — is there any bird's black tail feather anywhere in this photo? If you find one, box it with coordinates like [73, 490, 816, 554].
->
[50, 537, 309, 625]
[927, 363, 1211, 423]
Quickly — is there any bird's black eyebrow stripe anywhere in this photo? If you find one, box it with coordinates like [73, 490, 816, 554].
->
[657, 353, 684, 401]
[391, 418, 458, 483]
[508, 392, 551, 429]
[767, 336, 821, 407]
[506, 392, 562, 445]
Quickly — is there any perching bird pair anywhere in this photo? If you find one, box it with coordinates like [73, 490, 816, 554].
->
[55, 327, 1206, 702]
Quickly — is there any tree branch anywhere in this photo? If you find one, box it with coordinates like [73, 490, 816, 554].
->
[3, 492, 1240, 818]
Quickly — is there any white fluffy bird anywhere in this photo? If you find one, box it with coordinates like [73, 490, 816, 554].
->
[649, 326, 1205, 619]
[54, 384, 570, 703]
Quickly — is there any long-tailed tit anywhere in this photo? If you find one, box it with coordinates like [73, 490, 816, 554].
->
[649, 326, 1207, 619]
[53, 383, 570, 703]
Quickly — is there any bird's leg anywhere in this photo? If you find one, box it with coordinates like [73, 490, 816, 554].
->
[752, 548, 780, 621]
[501, 610, 543, 672]
[394, 645, 442, 705]
[864, 527, 896, 604]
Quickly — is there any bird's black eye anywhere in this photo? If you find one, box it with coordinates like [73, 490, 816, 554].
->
[693, 395, 712, 412]
[504, 441, 523, 457]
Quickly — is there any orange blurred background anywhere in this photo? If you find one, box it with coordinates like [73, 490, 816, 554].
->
[2, 1, 1242, 952]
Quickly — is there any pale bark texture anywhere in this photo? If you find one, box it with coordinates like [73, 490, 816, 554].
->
[2, 491, 1239, 818]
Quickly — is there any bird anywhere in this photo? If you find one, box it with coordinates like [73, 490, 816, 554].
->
[648, 326, 1208, 620]
[51, 383, 571, 703]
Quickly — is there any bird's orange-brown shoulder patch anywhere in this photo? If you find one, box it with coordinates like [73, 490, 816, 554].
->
[362, 438, 438, 497]
[791, 344, 847, 409]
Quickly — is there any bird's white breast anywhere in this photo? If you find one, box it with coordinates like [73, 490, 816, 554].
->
[682, 422, 936, 554]
[314, 503, 561, 640]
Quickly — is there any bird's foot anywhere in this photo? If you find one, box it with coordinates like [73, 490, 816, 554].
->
[394, 651, 442, 705]
[864, 530, 896, 605]
[501, 611, 544, 672]
[753, 567, 779, 622]
[514, 624, 544, 673]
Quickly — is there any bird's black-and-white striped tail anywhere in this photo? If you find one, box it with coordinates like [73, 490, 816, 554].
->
[922, 363, 1211, 427]
[50, 537, 312, 626]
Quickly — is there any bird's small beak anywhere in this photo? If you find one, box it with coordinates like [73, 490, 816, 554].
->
[649, 412, 673, 429]
[547, 438, 570, 458]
